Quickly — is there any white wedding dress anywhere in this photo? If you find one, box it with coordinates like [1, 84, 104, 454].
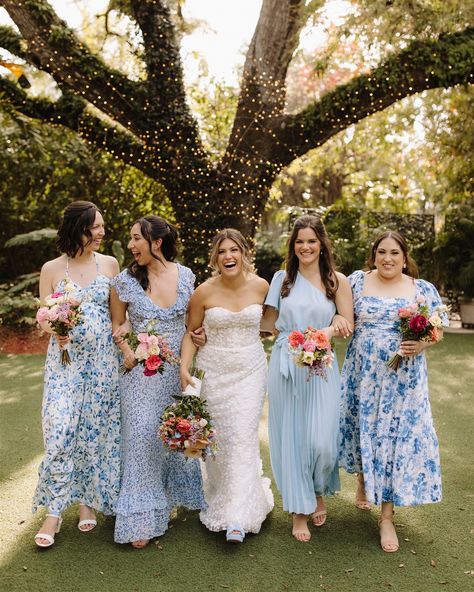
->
[196, 304, 274, 533]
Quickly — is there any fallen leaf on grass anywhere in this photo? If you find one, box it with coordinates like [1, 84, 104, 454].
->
[438, 581, 447, 585]
[219, 585, 230, 589]
[344, 568, 354, 574]
[404, 538, 410, 542]
[464, 571, 474, 576]
[431, 560, 437, 568]
[248, 554, 255, 557]
[22, 567, 27, 571]
[398, 564, 404, 568]
[410, 550, 417, 555]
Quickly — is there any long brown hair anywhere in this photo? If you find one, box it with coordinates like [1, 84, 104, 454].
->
[367, 230, 418, 278]
[281, 215, 339, 301]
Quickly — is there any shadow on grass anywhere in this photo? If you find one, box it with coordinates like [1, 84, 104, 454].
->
[1, 336, 473, 592]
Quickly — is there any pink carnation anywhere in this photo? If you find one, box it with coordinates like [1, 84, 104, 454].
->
[398, 307, 412, 319]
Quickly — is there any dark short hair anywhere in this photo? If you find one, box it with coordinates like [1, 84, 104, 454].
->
[56, 201, 100, 257]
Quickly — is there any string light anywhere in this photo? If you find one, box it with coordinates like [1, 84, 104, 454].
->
[0, 1, 473, 279]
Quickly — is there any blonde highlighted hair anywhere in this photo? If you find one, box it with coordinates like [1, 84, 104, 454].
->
[209, 228, 254, 276]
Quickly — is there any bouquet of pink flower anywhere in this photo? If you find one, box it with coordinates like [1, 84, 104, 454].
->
[121, 329, 179, 376]
[288, 326, 334, 381]
[387, 296, 448, 371]
[36, 278, 83, 365]
[159, 369, 216, 460]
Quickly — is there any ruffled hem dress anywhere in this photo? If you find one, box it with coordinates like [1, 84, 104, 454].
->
[32, 267, 121, 516]
[266, 271, 341, 515]
[196, 304, 274, 533]
[112, 264, 205, 544]
[339, 270, 448, 506]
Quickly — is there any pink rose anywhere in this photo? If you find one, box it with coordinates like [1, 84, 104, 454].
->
[36, 307, 50, 323]
[409, 314, 428, 333]
[398, 307, 412, 319]
[145, 354, 162, 371]
[303, 340, 317, 352]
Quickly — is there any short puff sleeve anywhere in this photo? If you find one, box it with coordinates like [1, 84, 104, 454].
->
[417, 279, 449, 327]
[111, 270, 136, 304]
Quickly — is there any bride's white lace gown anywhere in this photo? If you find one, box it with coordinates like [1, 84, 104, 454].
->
[196, 304, 274, 533]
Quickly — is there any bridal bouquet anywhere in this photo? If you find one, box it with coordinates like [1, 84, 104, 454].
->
[36, 279, 83, 365]
[121, 329, 179, 376]
[159, 369, 216, 460]
[288, 326, 334, 381]
[387, 297, 448, 371]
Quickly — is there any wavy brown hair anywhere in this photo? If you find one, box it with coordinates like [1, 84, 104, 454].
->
[281, 215, 339, 301]
[209, 228, 254, 276]
[56, 201, 99, 257]
[366, 230, 418, 278]
[128, 216, 178, 290]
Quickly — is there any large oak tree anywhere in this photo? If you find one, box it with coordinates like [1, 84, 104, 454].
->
[0, 0, 473, 275]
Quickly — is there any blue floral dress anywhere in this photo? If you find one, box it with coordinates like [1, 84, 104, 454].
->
[112, 264, 205, 544]
[33, 262, 121, 516]
[339, 270, 448, 506]
[266, 271, 341, 515]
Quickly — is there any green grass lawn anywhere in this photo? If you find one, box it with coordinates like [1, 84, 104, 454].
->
[0, 334, 473, 592]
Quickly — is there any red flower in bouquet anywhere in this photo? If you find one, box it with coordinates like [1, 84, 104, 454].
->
[387, 297, 448, 371]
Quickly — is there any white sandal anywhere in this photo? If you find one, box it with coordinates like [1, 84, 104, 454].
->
[34, 514, 62, 548]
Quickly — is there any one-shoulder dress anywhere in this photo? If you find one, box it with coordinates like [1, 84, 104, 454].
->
[266, 270, 341, 515]
[339, 270, 448, 506]
[112, 265, 205, 543]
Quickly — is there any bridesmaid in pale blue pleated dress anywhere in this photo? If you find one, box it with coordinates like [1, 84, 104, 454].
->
[33, 201, 121, 548]
[111, 216, 205, 548]
[262, 215, 353, 542]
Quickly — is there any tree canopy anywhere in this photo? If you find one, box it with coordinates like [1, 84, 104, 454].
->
[0, 0, 473, 276]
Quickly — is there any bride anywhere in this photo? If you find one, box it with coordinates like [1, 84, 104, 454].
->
[180, 229, 274, 543]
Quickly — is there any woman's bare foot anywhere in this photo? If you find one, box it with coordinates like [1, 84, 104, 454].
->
[355, 474, 371, 511]
[378, 515, 399, 553]
[311, 496, 327, 527]
[131, 539, 150, 549]
[292, 514, 311, 542]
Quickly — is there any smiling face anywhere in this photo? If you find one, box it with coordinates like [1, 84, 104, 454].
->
[294, 227, 321, 267]
[216, 238, 243, 276]
[127, 222, 157, 266]
[374, 237, 405, 279]
[83, 211, 105, 251]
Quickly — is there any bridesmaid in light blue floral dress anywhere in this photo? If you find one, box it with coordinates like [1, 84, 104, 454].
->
[339, 231, 448, 553]
[33, 201, 121, 548]
[111, 216, 205, 548]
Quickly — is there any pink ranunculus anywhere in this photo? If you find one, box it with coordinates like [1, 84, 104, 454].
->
[409, 314, 428, 333]
[50, 291, 63, 299]
[303, 339, 317, 352]
[137, 333, 151, 344]
[314, 330, 330, 350]
[36, 307, 50, 323]
[288, 331, 305, 348]
[145, 354, 162, 371]
[398, 307, 412, 319]
[146, 334, 159, 348]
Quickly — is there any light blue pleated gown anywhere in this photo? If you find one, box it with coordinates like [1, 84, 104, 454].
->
[266, 270, 340, 515]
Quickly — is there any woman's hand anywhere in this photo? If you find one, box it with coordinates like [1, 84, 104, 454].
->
[112, 323, 129, 345]
[180, 368, 196, 391]
[400, 340, 427, 357]
[331, 314, 353, 338]
[122, 349, 137, 370]
[190, 326, 206, 348]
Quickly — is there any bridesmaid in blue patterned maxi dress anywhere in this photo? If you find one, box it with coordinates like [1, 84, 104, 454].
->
[33, 201, 121, 548]
[339, 231, 449, 553]
[111, 216, 205, 548]
[262, 215, 354, 543]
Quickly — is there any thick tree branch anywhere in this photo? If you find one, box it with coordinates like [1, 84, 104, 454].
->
[0, 0, 148, 134]
[0, 25, 27, 59]
[274, 27, 474, 165]
[0, 77, 157, 178]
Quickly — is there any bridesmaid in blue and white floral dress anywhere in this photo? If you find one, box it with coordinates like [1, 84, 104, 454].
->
[111, 216, 205, 548]
[33, 201, 121, 548]
[339, 231, 448, 553]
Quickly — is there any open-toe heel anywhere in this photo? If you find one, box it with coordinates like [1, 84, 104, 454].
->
[78, 504, 97, 532]
[34, 514, 63, 548]
[378, 515, 399, 553]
